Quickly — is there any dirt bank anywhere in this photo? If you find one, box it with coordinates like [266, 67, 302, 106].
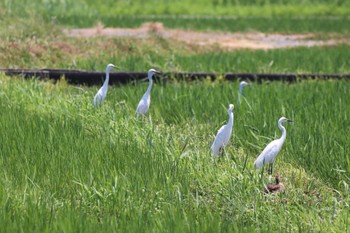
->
[64, 22, 344, 50]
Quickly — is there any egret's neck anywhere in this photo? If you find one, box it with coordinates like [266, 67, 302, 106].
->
[102, 71, 110, 90]
[278, 122, 286, 142]
[238, 87, 244, 104]
[239, 86, 243, 96]
[146, 78, 153, 94]
[227, 111, 234, 126]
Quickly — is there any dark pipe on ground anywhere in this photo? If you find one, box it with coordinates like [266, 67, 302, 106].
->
[1, 68, 349, 86]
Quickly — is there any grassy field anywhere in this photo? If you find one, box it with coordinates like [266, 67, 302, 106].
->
[0, 0, 350, 232]
[0, 13, 349, 72]
[2, 0, 350, 33]
[1, 1, 349, 72]
[0, 75, 350, 232]
[3, 0, 350, 18]
[1, 35, 350, 73]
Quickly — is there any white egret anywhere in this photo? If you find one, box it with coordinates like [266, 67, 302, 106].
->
[93, 64, 117, 107]
[211, 104, 234, 157]
[238, 81, 249, 104]
[254, 117, 293, 174]
[135, 69, 160, 117]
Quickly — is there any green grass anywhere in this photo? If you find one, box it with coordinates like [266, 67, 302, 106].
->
[0, 75, 350, 232]
[0, 0, 350, 232]
[2, 1, 350, 33]
[3, 0, 350, 18]
[55, 15, 350, 34]
[1, 31, 350, 73]
[0, 6, 349, 73]
[2, 8, 350, 34]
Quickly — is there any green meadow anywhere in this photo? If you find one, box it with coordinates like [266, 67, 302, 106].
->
[1, 0, 350, 232]
[1, 76, 350, 232]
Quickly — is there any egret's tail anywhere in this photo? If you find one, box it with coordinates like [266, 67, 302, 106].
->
[254, 156, 265, 169]
[211, 144, 219, 158]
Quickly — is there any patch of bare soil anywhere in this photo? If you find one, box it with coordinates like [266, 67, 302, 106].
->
[63, 22, 344, 50]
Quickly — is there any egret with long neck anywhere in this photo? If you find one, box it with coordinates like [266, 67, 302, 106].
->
[136, 69, 160, 117]
[254, 117, 293, 175]
[93, 64, 116, 107]
[211, 104, 235, 157]
[238, 81, 249, 105]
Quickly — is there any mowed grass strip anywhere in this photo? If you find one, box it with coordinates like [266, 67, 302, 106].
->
[0, 75, 349, 232]
[56, 15, 350, 34]
[1, 28, 350, 73]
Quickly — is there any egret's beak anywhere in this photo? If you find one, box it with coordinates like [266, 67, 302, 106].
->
[153, 71, 162, 77]
[287, 119, 294, 123]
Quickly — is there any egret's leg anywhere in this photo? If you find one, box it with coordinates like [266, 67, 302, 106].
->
[271, 163, 274, 175]
[219, 146, 225, 160]
[221, 148, 225, 158]
[265, 164, 273, 182]
[268, 163, 273, 175]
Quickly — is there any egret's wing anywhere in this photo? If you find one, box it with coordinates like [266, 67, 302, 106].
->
[254, 140, 280, 169]
[136, 90, 151, 115]
[94, 91, 103, 106]
[136, 100, 145, 114]
[136, 98, 148, 115]
[223, 126, 233, 145]
[211, 125, 227, 156]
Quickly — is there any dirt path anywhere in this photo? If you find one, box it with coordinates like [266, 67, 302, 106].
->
[64, 22, 344, 50]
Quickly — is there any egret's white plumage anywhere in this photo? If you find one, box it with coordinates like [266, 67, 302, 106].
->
[93, 64, 116, 106]
[211, 104, 235, 157]
[254, 117, 292, 174]
[136, 69, 160, 117]
[238, 81, 249, 104]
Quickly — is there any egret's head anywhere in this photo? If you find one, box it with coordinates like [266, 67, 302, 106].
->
[228, 104, 234, 112]
[279, 117, 293, 124]
[106, 64, 117, 72]
[148, 69, 160, 79]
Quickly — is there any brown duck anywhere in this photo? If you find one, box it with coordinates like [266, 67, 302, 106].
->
[264, 175, 285, 194]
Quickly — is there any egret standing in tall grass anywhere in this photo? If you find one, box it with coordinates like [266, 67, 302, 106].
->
[254, 117, 293, 175]
[238, 81, 249, 104]
[136, 69, 160, 117]
[93, 64, 117, 107]
[211, 104, 234, 157]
